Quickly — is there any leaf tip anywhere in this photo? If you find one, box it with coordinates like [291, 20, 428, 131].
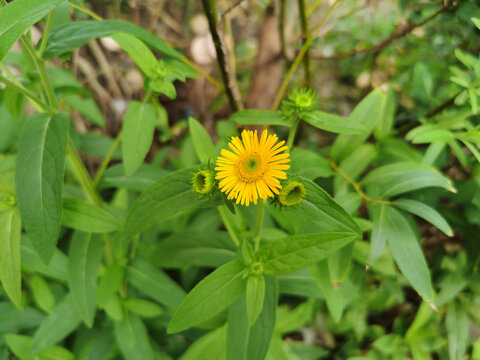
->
[449, 186, 457, 194]
[428, 301, 438, 312]
[365, 263, 370, 271]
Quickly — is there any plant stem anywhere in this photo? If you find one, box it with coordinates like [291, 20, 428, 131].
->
[327, 158, 392, 206]
[93, 132, 122, 187]
[286, 116, 300, 149]
[253, 200, 265, 251]
[201, 0, 242, 111]
[38, 11, 54, 58]
[217, 206, 240, 247]
[21, 36, 58, 111]
[279, 0, 288, 62]
[271, 0, 339, 111]
[68, 1, 102, 20]
[297, 0, 312, 87]
[0, 74, 53, 114]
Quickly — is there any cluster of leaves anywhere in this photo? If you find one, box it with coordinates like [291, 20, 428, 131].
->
[0, 0, 480, 359]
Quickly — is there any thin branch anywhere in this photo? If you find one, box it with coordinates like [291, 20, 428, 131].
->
[201, 0, 243, 111]
[312, 0, 458, 60]
[297, 0, 312, 87]
[426, 91, 461, 118]
[220, 0, 244, 20]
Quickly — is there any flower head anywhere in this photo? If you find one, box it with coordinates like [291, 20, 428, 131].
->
[192, 169, 215, 196]
[215, 130, 290, 206]
[281, 88, 318, 120]
[278, 180, 306, 206]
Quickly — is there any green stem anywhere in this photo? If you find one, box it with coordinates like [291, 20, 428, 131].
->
[286, 116, 300, 149]
[253, 200, 265, 251]
[271, 0, 339, 111]
[94, 132, 122, 187]
[201, 0, 240, 111]
[297, 0, 312, 87]
[21, 36, 58, 111]
[217, 206, 240, 247]
[38, 11, 54, 58]
[67, 140, 101, 206]
[0, 74, 53, 114]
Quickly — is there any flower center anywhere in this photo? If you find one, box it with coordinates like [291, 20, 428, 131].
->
[295, 94, 312, 108]
[237, 153, 265, 183]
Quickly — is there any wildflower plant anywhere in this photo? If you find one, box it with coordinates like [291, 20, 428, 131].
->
[0, 0, 478, 359]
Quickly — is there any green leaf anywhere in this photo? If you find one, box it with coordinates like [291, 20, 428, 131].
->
[111, 33, 157, 77]
[152, 231, 236, 268]
[289, 148, 334, 180]
[68, 231, 103, 327]
[122, 101, 156, 176]
[286, 177, 361, 237]
[446, 302, 469, 360]
[181, 326, 227, 360]
[472, 17, 480, 30]
[29, 275, 56, 314]
[229, 110, 291, 127]
[5, 334, 75, 360]
[275, 301, 313, 335]
[0, 302, 44, 333]
[369, 204, 388, 264]
[96, 263, 124, 308]
[21, 235, 68, 282]
[385, 207, 434, 301]
[374, 84, 396, 140]
[257, 232, 356, 275]
[327, 242, 354, 285]
[0, 0, 64, 62]
[31, 295, 82, 354]
[16, 113, 69, 263]
[330, 89, 385, 161]
[126, 258, 186, 308]
[309, 261, 344, 323]
[41, 20, 181, 60]
[123, 167, 221, 239]
[246, 275, 265, 326]
[302, 111, 367, 134]
[98, 163, 169, 191]
[124, 298, 164, 318]
[168, 259, 247, 333]
[114, 313, 154, 360]
[362, 162, 454, 199]
[0, 207, 22, 308]
[62, 198, 121, 233]
[64, 95, 104, 128]
[227, 276, 278, 360]
[393, 199, 453, 237]
[189, 117, 215, 163]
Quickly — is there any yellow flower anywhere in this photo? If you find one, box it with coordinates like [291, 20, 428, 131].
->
[215, 129, 290, 206]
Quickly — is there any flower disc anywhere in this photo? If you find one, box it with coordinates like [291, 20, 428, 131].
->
[215, 129, 290, 206]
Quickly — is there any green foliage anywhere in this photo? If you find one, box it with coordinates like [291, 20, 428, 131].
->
[1, 0, 479, 358]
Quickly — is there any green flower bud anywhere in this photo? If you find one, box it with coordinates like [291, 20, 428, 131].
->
[249, 261, 264, 276]
[192, 170, 215, 195]
[278, 181, 306, 206]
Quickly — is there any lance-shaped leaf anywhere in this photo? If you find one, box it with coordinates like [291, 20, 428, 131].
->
[385, 207, 434, 302]
[227, 276, 278, 360]
[16, 113, 69, 263]
[229, 110, 291, 127]
[302, 111, 367, 134]
[0, 0, 64, 62]
[123, 167, 221, 239]
[446, 302, 469, 360]
[362, 162, 455, 199]
[115, 313, 154, 360]
[62, 198, 121, 233]
[127, 258, 186, 309]
[393, 198, 453, 237]
[41, 20, 181, 60]
[31, 295, 82, 354]
[167, 259, 247, 333]
[287, 177, 361, 237]
[257, 232, 357, 275]
[0, 207, 22, 308]
[246, 275, 265, 326]
[122, 101, 156, 176]
[369, 203, 388, 265]
[68, 231, 103, 327]
[189, 117, 215, 163]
